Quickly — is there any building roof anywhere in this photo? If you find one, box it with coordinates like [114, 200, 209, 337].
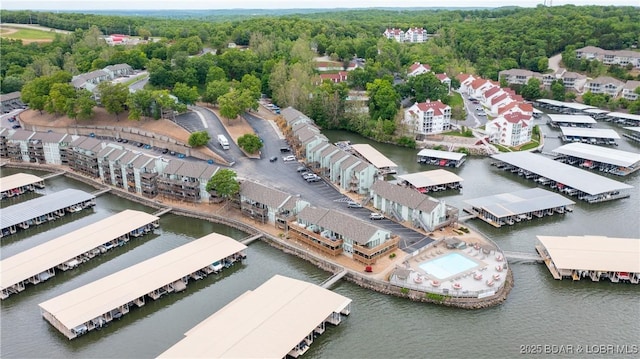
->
[537, 235, 640, 273]
[414, 100, 449, 116]
[371, 180, 439, 213]
[548, 114, 597, 124]
[157, 275, 351, 358]
[297, 207, 388, 245]
[31, 131, 68, 143]
[240, 180, 292, 209]
[416, 149, 466, 161]
[338, 156, 360, 172]
[492, 152, 633, 195]
[1, 189, 95, 229]
[624, 126, 640, 134]
[483, 86, 501, 98]
[607, 112, 640, 121]
[39, 234, 247, 331]
[281, 107, 311, 125]
[464, 188, 575, 218]
[503, 112, 531, 124]
[7, 129, 35, 141]
[587, 76, 624, 87]
[0, 173, 44, 192]
[396, 169, 464, 188]
[350, 144, 397, 169]
[552, 143, 640, 168]
[559, 127, 621, 139]
[536, 99, 596, 110]
[1, 210, 159, 291]
[623, 80, 640, 91]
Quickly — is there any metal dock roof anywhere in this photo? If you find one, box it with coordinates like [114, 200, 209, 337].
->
[624, 127, 640, 134]
[1, 189, 95, 230]
[350, 143, 397, 169]
[606, 112, 640, 121]
[158, 274, 352, 358]
[537, 235, 640, 273]
[38, 233, 247, 332]
[464, 188, 575, 218]
[552, 143, 640, 168]
[492, 152, 633, 195]
[1, 210, 159, 292]
[559, 127, 620, 139]
[536, 99, 596, 110]
[396, 169, 464, 188]
[0, 173, 45, 192]
[416, 149, 467, 161]
[547, 114, 596, 124]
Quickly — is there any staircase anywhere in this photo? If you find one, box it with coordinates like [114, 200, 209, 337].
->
[390, 206, 402, 222]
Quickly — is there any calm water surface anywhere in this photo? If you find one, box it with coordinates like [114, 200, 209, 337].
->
[1, 117, 639, 358]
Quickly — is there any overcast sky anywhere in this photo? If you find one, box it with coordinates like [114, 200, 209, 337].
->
[1, 0, 638, 10]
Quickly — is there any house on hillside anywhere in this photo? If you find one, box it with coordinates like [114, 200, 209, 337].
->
[622, 81, 640, 101]
[498, 69, 543, 86]
[317, 71, 349, 84]
[456, 73, 476, 93]
[435, 73, 451, 94]
[583, 76, 625, 97]
[486, 112, 533, 147]
[407, 62, 431, 77]
[383, 28, 405, 42]
[314, 61, 344, 72]
[404, 100, 452, 137]
[560, 71, 587, 92]
[575, 46, 640, 68]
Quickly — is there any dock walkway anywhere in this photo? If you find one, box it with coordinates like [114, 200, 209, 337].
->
[320, 268, 347, 289]
[503, 251, 543, 263]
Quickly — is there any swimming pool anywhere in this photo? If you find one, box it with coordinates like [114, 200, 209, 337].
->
[419, 252, 479, 280]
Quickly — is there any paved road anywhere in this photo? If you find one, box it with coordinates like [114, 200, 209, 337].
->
[548, 53, 562, 73]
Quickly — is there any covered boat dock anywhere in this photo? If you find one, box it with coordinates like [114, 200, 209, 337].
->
[546, 114, 596, 128]
[396, 169, 463, 193]
[491, 152, 633, 203]
[559, 127, 620, 146]
[605, 112, 640, 126]
[39, 233, 247, 340]
[622, 127, 640, 143]
[350, 143, 398, 174]
[552, 142, 640, 176]
[157, 274, 352, 359]
[0, 210, 160, 300]
[1, 189, 96, 238]
[535, 99, 596, 114]
[416, 149, 467, 168]
[463, 188, 575, 228]
[536, 235, 639, 284]
[0, 173, 45, 200]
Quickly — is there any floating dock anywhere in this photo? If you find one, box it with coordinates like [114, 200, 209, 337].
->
[622, 126, 640, 143]
[350, 143, 398, 174]
[552, 142, 640, 176]
[157, 274, 352, 359]
[559, 127, 620, 146]
[416, 149, 466, 168]
[535, 235, 639, 284]
[491, 152, 633, 203]
[0, 210, 160, 300]
[464, 188, 575, 227]
[547, 114, 596, 128]
[1, 189, 96, 238]
[605, 112, 640, 126]
[535, 99, 596, 114]
[0, 173, 45, 200]
[38, 233, 247, 340]
[396, 169, 463, 193]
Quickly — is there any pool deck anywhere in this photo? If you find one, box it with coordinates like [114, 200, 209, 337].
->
[401, 240, 508, 295]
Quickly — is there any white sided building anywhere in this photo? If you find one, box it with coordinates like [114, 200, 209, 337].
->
[407, 62, 431, 77]
[404, 100, 452, 136]
[486, 112, 533, 147]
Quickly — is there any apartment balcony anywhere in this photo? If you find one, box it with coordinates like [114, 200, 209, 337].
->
[287, 225, 344, 256]
[352, 236, 399, 265]
[240, 202, 268, 218]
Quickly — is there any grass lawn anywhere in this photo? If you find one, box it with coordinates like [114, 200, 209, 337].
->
[442, 129, 474, 137]
[0, 27, 57, 41]
[448, 92, 463, 107]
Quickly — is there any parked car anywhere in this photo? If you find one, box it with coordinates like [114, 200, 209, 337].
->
[369, 213, 384, 220]
[347, 201, 362, 208]
[282, 155, 296, 162]
[296, 166, 307, 172]
[269, 156, 278, 162]
[306, 175, 320, 183]
[302, 173, 316, 180]
[280, 147, 292, 153]
[8, 117, 16, 122]
[161, 148, 169, 154]
[12, 124, 21, 129]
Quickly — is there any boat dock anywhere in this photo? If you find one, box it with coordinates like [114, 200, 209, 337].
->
[535, 99, 597, 115]
[157, 275, 352, 359]
[559, 127, 620, 146]
[1, 189, 96, 238]
[396, 169, 464, 193]
[38, 233, 247, 340]
[350, 143, 398, 174]
[0, 210, 160, 300]
[491, 152, 633, 203]
[0, 173, 45, 200]
[416, 148, 466, 168]
[605, 112, 640, 126]
[622, 126, 640, 143]
[535, 235, 639, 284]
[463, 188, 575, 228]
[547, 114, 596, 129]
[552, 142, 640, 176]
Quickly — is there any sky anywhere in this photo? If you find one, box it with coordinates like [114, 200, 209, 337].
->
[1, 0, 638, 10]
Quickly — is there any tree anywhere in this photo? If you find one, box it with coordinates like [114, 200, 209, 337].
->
[237, 133, 263, 154]
[188, 131, 211, 147]
[550, 80, 566, 101]
[98, 82, 129, 120]
[218, 89, 243, 124]
[202, 80, 230, 106]
[205, 169, 239, 200]
[1, 76, 23, 93]
[520, 78, 542, 100]
[367, 79, 400, 121]
[46, 83, 76, 115]
[66, 89, 96, 121]
[127, 89, 153, 120]
[172, 82, 199, 105]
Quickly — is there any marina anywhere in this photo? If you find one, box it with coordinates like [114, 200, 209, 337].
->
[0, 173, 45, 200]
[535, 235, 639, 284]
[546, 114, 596, 128]
[157, 275, 352, 358]
[395, 169, 463, 193]
[38, 233, 247, 340]
[0, 210, 159, 300]
[349, 143, 398, 174]
[491, 152, 633, 203]
[551, 142, 640, 176]
[559, 127, 620, 145]
[534, 99, 596, 114]
[605, 112, 640, 126]
[622, 126, 640, 142]
[416, 148, 467, 168]
[463, 188, 575, 228]
[1, 188, 96, 238]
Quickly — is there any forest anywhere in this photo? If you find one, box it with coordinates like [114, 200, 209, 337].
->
[2, 5, 639, 144]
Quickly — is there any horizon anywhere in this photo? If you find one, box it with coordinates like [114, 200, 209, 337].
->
[2, 0, 638, 11]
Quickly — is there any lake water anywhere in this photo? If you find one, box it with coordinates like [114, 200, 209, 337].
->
[1, 116, 639, 358]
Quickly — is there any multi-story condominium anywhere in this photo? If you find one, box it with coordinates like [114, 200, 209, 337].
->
[622, 81, 640, 101]
[498, 69, 543, 86]
[238, 180, 309, 228]
[560, 71, 588, 92]
[405, 27, 427, 43]
[583, 76, 625, 97]
[403, 100, 452, 136]
[383, 28, 405, 42]
[486, 112, 533, 147]
[575, 46, 640, 68]
[456, 73, 476, 94]
[157, 160, 218, 203]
